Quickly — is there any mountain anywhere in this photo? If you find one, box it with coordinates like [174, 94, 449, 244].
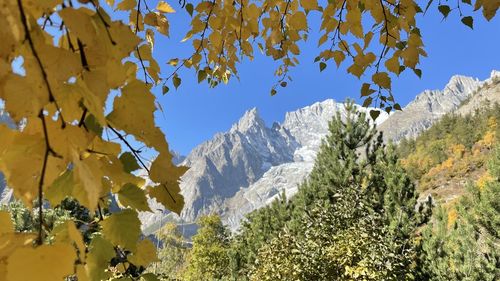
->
[378, 75, 483, 142]
[174, 101, 389, 231]
[456, 70, 500, 116]
[153, 71, 498, 232]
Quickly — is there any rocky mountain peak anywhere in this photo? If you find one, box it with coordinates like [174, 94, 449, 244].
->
[379, 73, 483, 142]
[491, 70, 500, 78]
[230, 107, 265, 133]
[444, 75, 481, 95]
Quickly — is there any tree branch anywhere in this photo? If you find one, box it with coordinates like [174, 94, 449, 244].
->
[107, 125, 150, 174]
[17, 0, 66, 128]
[36, 110, 61, 245]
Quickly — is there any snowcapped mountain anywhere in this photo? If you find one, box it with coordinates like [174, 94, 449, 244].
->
[157, 71, 497, 232]
[172, 101, 390, 230]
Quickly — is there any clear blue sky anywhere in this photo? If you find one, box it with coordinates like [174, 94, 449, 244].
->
[151, 6, 499, 155]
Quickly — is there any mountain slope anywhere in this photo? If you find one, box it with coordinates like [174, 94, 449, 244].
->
[379, 75, 483, 142]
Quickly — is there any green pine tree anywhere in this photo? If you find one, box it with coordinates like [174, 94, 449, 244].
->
[421, 147, 500, 281]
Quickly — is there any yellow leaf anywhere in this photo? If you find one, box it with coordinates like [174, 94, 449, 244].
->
[109, 21, 142, 57]
[76, 265, 90, 281]
[148, 183, 184, 215]
[0, 211, 14, 235]
[0, 233, 36, 280]
[289, 12, 307, 30]
[347, 63, 363, 78]
[156, 14, 170, 36]
[385, 55, 400, 74]
[300, 0, 318, 10]
[45, 170, 75, 207]
[372, 72, 391, 89]
[118, 183, 151, 212]
[52, 221, 86, 261]
[401, 46, 419, 68]
[332, 51, 345, 67]
[119, 152, 140, 173]
[72, 153, 104, 212]
[38, 43, 82, 82]
[117, 0, 137, 11]
[363, 31, 374, 49]
[0, 128, 65, 207]
[85, 235, 114, 281]
[150, 153, 188, 184]
[1, 74, 48, 122]
[128, 239, 158, 267]
[107, 79, 168, 153]
[7, 243, 76, 281]
[101, 209, 141, 251]
[157, 1, 176, 13]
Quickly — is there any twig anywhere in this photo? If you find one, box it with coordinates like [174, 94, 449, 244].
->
[17, 0, 66, 128]
[375, 0, 391, 73]
[107, 125, 150, 174]
[135, 0, 141, 34]
[78, 108, 88, 128]
[77, 39, 90, 71]
[37, 110, 61, 245]
[136, 46, 151, 83]
[90, 0, 116, 45]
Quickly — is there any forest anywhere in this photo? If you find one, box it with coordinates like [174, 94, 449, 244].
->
[0, 0, 499, 280]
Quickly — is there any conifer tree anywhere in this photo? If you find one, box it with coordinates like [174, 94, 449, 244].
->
[421, 147, 500, 280]
[229, 192, 290, 279]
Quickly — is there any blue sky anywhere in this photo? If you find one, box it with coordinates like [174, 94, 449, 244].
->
[142, 5, 497, 155]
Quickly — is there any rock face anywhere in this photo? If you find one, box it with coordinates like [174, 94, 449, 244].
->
[179, 107, 300, 223]
[378, 75, 483, 142]
[456, 71, 500, 116]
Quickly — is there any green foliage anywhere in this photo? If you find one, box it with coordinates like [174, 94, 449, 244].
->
[183, 215, 231, 281]
[229, 192, 291, 279]
[0, 198, 102, 242]
[420, 147, 500, 280]
[149, 223, 190, 280]
[1, 200, 70, 234]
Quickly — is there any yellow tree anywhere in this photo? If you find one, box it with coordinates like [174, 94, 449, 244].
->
[0, 0, 498, 280]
